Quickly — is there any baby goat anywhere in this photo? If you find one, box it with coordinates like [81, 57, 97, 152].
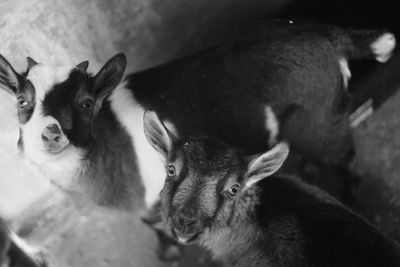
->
[0, 54, 166, 266]
[143, 111, 400, 267]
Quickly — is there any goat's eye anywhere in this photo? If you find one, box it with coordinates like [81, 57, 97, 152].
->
[80, 99, 94, 111]
[167, 165, 176, 177]
[17, 96, 28, 108]
[226, 184, 240, 197]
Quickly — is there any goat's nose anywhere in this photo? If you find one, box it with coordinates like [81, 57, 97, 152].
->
[41, 124, 62, 143]
[173, 214, 197, 233]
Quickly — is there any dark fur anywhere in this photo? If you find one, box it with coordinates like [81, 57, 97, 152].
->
[40, 68, 144, 207]
[0, 54, 145, 264]
[155, 134, 400, 267]
[0, 54, 143, 209]
[128, 19, 392, 162]
[252, 176, 400, 267]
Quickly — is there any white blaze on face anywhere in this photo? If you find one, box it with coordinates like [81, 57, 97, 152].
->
[21, 64, 85, 185]
[338, 57, 351, 89]
[264, 105, 279, 147]
[110, 85, 166, 208]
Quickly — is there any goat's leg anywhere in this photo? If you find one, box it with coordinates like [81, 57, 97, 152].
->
[1, 222, 48, 267]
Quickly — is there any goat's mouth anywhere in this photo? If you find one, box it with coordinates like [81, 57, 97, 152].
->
[43, 140, 70, 155]
[45, 145, 68, 155]
[172, 228, 202, 244]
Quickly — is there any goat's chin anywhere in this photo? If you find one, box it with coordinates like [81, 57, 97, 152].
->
[22, 143, 87, 188]
[172, 228, 203, 245]
[23, 143, 84, 164]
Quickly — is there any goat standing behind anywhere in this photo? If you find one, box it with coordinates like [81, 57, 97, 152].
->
[130, 19, 396, 164]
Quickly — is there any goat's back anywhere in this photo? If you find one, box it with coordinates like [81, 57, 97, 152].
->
[255, 176, 400, 267]
[128, 19, 351, 160]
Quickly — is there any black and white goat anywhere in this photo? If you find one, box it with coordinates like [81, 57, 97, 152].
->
[143, 111, 400, 267]
[128, 19, 396, 163]
[0, 54, 167, 266]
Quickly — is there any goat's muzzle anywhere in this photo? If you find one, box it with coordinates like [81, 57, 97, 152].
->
[171, 214, 203, 244]
[41, 124, 69, 154]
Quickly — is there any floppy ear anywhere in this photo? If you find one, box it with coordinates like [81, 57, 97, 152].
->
[26, 57, 37, 72]
[143, 111, 175, 159]
[77, 60, 89, 72]
[245, 142, 289, 188]
[93, 53, 126, 101]
[0, 55, 21, 95]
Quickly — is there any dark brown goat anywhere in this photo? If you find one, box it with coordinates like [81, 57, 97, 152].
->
[143, 111, 400, 267]
[129, 19, 396, 164]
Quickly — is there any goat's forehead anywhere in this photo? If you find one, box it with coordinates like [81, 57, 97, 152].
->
[26, 64, 76, 97]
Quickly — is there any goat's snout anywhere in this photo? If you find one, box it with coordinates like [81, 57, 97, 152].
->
[41, 124, 69, 153]
[172, 214, 197, 233]
[41, 124, 62, 143]
[171, 212, 202, 243]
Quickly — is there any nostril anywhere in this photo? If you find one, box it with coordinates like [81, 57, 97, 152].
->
[54, 135, 61, 142]
[177, 215, 195, 227]
[178, 216, 185, 226]
[41, 134, 49, 142]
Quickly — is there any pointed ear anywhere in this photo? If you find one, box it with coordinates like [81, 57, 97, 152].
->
[0, 55, 21, 95]
[143, 111, 175, 158]
[77, 60, 89, 72]
[93, 53, 126, 101]
[26, 57, 37, 72]
[245, 142, 289, 188]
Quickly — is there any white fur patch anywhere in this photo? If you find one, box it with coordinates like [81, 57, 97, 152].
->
[110, 85, 166, 208]
[264, 106, 279, 146]
[338, 57, 351, 89]
[21, 64, 85, 185]
[371, 33, 396, 63]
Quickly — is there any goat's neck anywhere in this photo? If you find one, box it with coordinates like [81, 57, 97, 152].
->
[79, 100, 144, 209]
[200, 188, 265, 265]
[13, 100, 144, 243]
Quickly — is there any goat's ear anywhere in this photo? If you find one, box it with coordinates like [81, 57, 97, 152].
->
[93, 53, 126, 101]
[143, 111, 175, 159]
[77, 60, 89, 72]
[26, 57, 37, 72]
[0, 55, 21, 95]
[245, 142, 289, 188]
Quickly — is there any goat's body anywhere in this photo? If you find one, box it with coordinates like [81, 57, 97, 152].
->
[10, 96, 165, 266]
[128, 19, 394, 162]
[202, 176, 400, 267]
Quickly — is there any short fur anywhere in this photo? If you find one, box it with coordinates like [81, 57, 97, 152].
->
[129, 19, 396, 163]
[143, 111, 400, 267]
[0, 54, 146, 265]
